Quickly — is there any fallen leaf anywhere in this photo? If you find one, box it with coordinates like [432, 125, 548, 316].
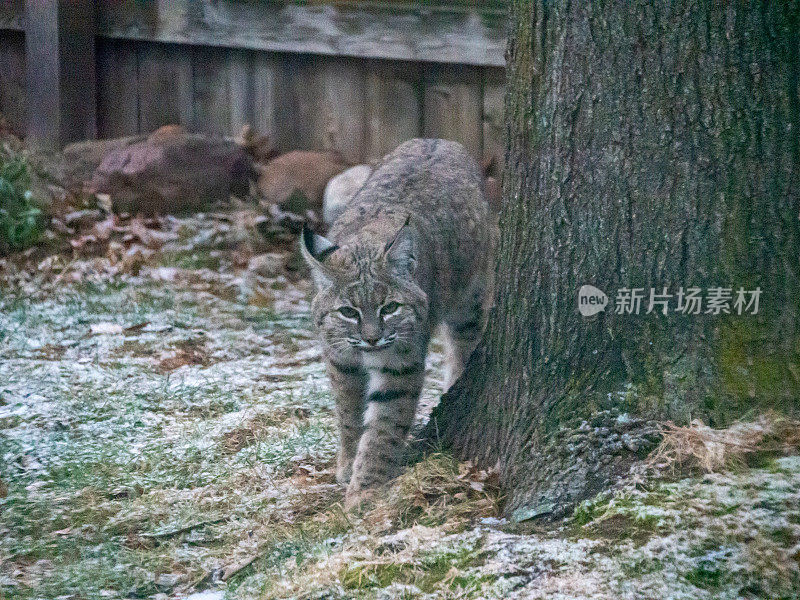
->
[70, 234, 98, 249]
[149, 266, 179, 282]
[157, 347, 208, 372]
[95, 193, 112, 212]
[50, 218, 75, 235]
[127, 218, 178, 248]
[469, 481, 485, 492]
[123, 321, 150, 333]
[92, 214, 117, 241]
[64, 209, 103, 227]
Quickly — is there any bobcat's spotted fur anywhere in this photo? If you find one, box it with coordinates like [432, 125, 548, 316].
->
[300, 139, 495, 505]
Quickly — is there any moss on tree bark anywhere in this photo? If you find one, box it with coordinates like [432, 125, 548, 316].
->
[425, 0, 800, 520]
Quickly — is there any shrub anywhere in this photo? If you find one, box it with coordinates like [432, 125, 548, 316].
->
[0, 152, 42, 253]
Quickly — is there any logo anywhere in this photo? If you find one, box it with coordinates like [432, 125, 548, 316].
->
[577, 285, 761, 317]
[578, 285, 609, 316]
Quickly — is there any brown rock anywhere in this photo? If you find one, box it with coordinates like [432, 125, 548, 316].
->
[62, 134, 147, 192]
[88, 127, 254, 215]
[256, 150, 351, 213]
[148, 124, 187, 141]
[237, 124, 279, 164]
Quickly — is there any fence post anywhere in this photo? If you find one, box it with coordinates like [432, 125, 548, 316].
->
[24, 0, 96, 148]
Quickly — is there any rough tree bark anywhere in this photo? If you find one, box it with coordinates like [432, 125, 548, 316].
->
[426, 0, 800, 520]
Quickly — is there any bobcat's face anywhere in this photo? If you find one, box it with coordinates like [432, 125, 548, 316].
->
[314, 271, 427, 357]
[300, 225, 429, 359]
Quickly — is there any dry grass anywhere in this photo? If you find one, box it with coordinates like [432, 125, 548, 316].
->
[364, 453, 503, 533]
[253, 454, 502, 598]
[649, 412, 800, 473]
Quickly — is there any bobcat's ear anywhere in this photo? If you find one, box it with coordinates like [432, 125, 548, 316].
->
[383, 216, 417, 275]
[300, 225, 338, 288]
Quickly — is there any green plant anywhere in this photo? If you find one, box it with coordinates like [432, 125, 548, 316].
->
[0, 153, 42, 252]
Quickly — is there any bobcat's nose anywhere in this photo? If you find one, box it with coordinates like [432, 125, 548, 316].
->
[363, 334, 381, 346]
[361, 322, 382, 347]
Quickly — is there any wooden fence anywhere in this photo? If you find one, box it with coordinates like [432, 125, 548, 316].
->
[0, 1, 506, 165]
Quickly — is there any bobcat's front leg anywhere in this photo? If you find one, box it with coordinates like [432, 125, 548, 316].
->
[346, 362, 424, 507]
[326, 359, 366, 485]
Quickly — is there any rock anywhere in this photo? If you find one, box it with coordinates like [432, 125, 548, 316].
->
[62, 134, 147, 192]
[236, 124, 278, 164]
[88, 126, 254, 215]
[256, 150, 351, 213]
[322, 164, 373, 225]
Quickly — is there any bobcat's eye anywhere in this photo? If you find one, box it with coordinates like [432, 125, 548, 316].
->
[338, 306, 360, 320]
[380, 302, 401, 317]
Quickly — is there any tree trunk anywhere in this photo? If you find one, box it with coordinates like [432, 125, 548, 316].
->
[426, 0, 800, 521]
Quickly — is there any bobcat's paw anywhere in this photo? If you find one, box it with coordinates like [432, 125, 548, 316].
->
[344, 487, 377, 511]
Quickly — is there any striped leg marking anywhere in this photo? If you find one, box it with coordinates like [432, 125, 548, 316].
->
[327, 359, 366, 485]
[345, 363, 424, 498]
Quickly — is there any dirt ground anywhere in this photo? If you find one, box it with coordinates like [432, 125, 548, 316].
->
[1, 209, 799, 600]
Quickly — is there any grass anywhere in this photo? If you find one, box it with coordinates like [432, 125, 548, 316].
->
[685, 562, 724, 589]
[570, 489, 666, 547]
[1, 270, 484, 600]
[0, 276, 342, 599]
[3, 210, 800, 600]
[339, 545, 494, 596]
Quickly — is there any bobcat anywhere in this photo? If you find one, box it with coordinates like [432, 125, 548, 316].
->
[300, 139, 495, 506]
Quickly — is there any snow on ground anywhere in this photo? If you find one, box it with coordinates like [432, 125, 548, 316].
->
[1, 211, 798, 599]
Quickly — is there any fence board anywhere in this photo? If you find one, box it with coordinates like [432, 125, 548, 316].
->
[97, 1, 507, 68]
[25, 0, 96, 147]
[2, 4, 506, 156]
[228, 49, 253, 136]
[191, 47, 232, 136]
[364, 60, 422, 161]
[138, 42, 192, 134]
[252, 53, 292, 151]
[423, 63, 483, 159]
[0, 0, 22, 30]
[155, 0, 190, 33]
[96, 41, 139, 139]
[482, 66, 505, 167]
[0, 31, 26, 136]
[291, 57, 367, 164]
